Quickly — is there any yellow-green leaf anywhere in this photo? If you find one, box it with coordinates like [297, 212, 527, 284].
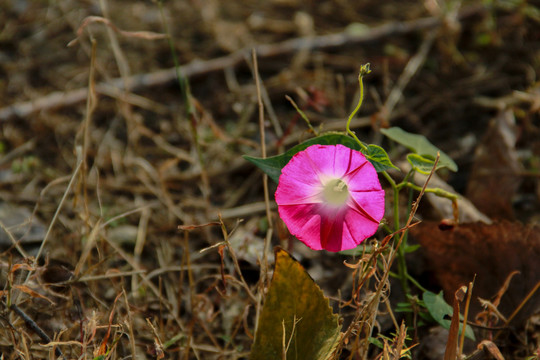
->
[250, 248, 341, 360]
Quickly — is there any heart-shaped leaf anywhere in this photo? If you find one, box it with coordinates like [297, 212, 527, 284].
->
[244, 133, 397, 183]
[250, 248, 341, 360]
[365, 144, 399, 172]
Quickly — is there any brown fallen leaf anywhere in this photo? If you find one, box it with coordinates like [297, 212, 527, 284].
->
[411, 221, 540, 325]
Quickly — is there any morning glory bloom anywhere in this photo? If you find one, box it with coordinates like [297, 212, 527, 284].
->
[275, 144, 385, 252]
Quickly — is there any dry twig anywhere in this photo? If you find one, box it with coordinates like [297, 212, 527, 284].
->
[0, 5, 484, 121]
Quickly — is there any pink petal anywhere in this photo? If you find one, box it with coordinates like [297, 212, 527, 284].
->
[342, 200, 384, 249]
[345, 161, 383, 193]
[348, 190, 386, 224]
[277, 204, 325, 250]
[319, 209, 347, 251]
[278, 203, 350, 251]
[275, 150, 323, 206]
[331, 144, 369, 179]
[301, 145, 340, 179]
[297, 144, 369, 180]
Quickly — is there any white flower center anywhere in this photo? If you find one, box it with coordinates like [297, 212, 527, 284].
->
[322, 178, 349, 206]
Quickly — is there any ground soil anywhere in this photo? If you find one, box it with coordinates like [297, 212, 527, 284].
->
[0, 0, 539, 359]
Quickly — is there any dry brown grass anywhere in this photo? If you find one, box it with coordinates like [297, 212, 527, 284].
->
[1, 0, 539, 359]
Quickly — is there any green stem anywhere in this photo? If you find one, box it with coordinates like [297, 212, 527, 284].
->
[387, 271, 427, 292]
[402, 169, 415, 184]
[380, 172, 400, 240]
[380, 162, 414, 297]
[346, 64, 371, 152]
[382, 223, 393, 235]
[402, 186, 414, 250]
[347, 64, 420, 303]
[382, 170, 410, 296]
[398, 182, 459, 201]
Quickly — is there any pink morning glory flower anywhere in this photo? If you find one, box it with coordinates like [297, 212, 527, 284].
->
[275, 144, 385, 252]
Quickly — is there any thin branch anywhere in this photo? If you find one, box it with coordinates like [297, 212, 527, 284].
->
[0, 5, 485, 121]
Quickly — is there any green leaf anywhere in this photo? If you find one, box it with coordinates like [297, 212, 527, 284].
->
[364, 144, 399, 172]
[423, 291, 475, 340]
[381, 127, 458, 172]
[244, 133, 360, 183]
[244, 133, 396, 183]
[395, 302, 413, 313]
[250, 248, 341, 360]
[368, 336, 384, 349]
[404, 244, 421, 253]
[163, 333, 185, 350]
